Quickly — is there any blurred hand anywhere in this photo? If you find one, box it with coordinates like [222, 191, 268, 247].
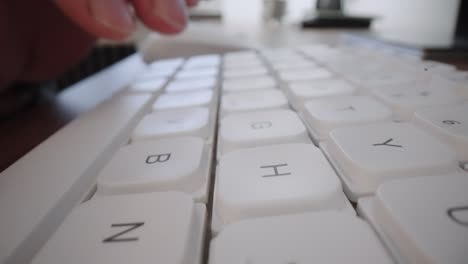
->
[0, 0, 197, 90]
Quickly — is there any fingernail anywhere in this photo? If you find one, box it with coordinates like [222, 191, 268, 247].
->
[90, 0, 135, 35]
[153, 0, 187, 31]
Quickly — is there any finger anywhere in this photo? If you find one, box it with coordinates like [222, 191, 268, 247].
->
[20, 2, 95, 81]
[132, 0, 187, 35]
[54, 0, 136, 40]
[185, 0, 198, 7]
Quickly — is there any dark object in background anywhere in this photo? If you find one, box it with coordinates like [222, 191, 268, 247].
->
[0, 45, 136, 119]
[55, 45, 136, 90]
[301, 0, 373, 29]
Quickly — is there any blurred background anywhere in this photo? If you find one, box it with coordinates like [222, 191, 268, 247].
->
[56, 0, 465, 89]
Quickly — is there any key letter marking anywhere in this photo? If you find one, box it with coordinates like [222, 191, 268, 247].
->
[260, 164, 291, 177]
[102, 222, 145, 243]
[251, 121, 272, 130]
[146, 153, 171, 164]
[373, 138, 403, 148]
[447, 206, 468, 227]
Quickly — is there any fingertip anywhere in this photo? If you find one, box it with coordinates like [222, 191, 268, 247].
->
[89, 0, 136, 37]
[133, 0, 188, 35]
[54, 0, 136, 40]
[186, 0, 199, 8]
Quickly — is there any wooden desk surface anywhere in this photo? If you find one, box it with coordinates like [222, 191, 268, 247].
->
[0, 23, 467, 172]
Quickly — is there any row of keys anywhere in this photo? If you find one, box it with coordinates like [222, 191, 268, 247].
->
[31, 55, 223, 263]
[212, 174, 468, 264]
[34, 174, 468, 264]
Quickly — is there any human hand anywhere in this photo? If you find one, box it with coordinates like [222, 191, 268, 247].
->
[0, 0, 197, 90]
[55, 0, 198, 39]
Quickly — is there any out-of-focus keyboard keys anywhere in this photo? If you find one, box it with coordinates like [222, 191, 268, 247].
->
[323, 122, 460, 201]
[278, 67, 332, 82]
[414, 104, 468, 162]
[271, 60, 317, 71]
[346, 71, 419, 90]
[166, 77, 216, 93]
[223, 67, 268, 79]
[210, 212, 394, 264]
[223, 76, 276, 92]
[220, 89, 288, 115]
[184, 54, 221, 69]
[130, 78, 167, 93]
[149, 58, 184, 71]
[153, 90, 213, 110]
[286, 78, 356, 106]
[175, 67, 218, 79]
[373, 83, 463, 120]
[302, 96, 392, 141]
[358, 174, 468, 264]
[132, 107, 210, 141]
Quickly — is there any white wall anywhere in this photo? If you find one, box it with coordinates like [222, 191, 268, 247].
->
[345, 0, 460, 37]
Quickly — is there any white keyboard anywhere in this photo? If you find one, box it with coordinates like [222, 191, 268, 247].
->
[1, 45, 468, 264]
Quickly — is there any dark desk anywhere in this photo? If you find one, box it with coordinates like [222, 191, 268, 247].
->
[0, 55, 146, 172]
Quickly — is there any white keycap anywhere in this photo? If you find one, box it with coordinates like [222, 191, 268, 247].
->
[373, 82, 463, 120]
[97, 137, 209, 201]
[286, 79, 356, 106]
[149, 58, 184, 71]
[132, 107, 210, 141]
[210, 212, 393, 264]
[166, 77, 216, 93]
[260, 48, 298, 60]
[414, 104, 468, 161]
[137, 68, 175, 80]
[222, 75, 276, 92]
[153, 90, 213, 110]
[223, 60, 263, 71]
[130, 78, 167, 93]
[322, 122, 460, 201]
[260, 47, 297, 55]
[32, 192, 206, 264]
[184, 54, 221, 68]
[271, 60, 316, 71]
[346, 71, 419, 90]
[302, 96, 392, 141]
[278, 67, 332, 82]
[223, 66, 268, 79]
[358, 174, 468, 264]
[220, 89, 288, 115]
[224, 51, 257, 61]
[218, 109, 310, 155]
[213, 144, 349, 231]
[175, 67, 218, 79]
[223, 55, 261, 69]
